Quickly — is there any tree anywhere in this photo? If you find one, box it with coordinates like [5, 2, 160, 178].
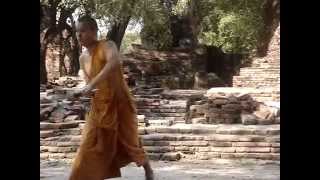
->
[197, 0, 265, 54]
[256, 0, 280, 57]
[40, 0, 80, 82]
[82, 0, 139, 49]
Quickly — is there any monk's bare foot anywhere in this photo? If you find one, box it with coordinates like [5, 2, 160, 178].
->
[145, 169, 154, 180]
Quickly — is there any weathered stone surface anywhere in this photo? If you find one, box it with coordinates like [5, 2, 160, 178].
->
[209, 141, 232, 147]
[207, 134, 266, 142]
[241, 114, 257, 125]
[271, 148, 280, 153]
[146, 153, 161, 160]
[143, 146, 174, 153]
[64, 115, 79, 121]
[211, 147, 236, 153]
[232, 142, 271, 147]
[40, 122, 79, 130]
[56, 141, 81, 147]
[160, 152, 181, 161]
[196, 152, 221, 160]
[47, 146, 78, 153]
[40, 131, 55, 138]
[271, 143, 280, 148]
[235, 147, 271, 153]
[192, 118, 208, 124]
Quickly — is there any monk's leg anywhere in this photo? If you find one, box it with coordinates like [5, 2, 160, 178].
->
[142, 156, 154, 180]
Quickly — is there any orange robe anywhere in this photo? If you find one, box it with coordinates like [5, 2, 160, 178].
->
[69, 40, 146, 180]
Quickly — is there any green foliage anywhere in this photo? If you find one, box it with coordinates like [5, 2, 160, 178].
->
[41, 0, 266, 53]
[198, 0, 264, 54]
[139, 0, 173, 50]
[120, 32, 141, 53]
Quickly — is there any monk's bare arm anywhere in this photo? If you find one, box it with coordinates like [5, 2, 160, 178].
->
[87, 41, 120, 89]
[78, 55, 89, 84]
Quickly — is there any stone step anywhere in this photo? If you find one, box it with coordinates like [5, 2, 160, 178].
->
[238, 71, 280, 75]
[139, 124, 280, 136]
[137, 105, 187, 109]
[142, 145, 279, 156]
[141, 133, 280, 143]
[40, 128, 82, 138]
[142, 140, 279, 148]
[40, 121, 80, 130]
[137, 108, 187, 113]
[195, 152, 279, 161]
[145, 117, 185, 122]
[134, 88, 164, 95]
[41, 146, 78, 153]
[234, 75, 280, 79]
[142, 112, 186, 117]
[237, 73, 279, 76]
[40, 140, 81, 147]
[147, 119, 174, 126]
[40, 151, 278, 161]
[240, 68, 279, 72]
[134, 94, 161, 99]
[40, 152, 77, 160]
[40, 135, 82, 142]
[233, 76, 280, 80]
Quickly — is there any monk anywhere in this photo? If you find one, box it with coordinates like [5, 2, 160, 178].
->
[69, 15, 154, 180]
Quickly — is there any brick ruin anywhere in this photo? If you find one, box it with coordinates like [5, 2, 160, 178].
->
[40, 25, 280, 163]
[233, 25, 280, 92]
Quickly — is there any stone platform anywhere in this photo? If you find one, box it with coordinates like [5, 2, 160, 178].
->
[40, 122, 279, 162]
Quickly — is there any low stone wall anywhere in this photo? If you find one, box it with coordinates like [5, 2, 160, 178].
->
[40, 86, 280, 163]
[40, 123, 280, 162]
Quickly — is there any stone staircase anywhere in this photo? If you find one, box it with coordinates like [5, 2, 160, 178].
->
[40, 122, 279, 162]
[232, 25, 280, 102]
[133, 78, 188, 126]
[40, 81, 280, 163]
[233, 65, 280, 89]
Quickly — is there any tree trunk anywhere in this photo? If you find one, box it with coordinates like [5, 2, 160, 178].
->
[165, 0, 200, 48]
[59, 37, 67, 76]
[69, 15, 80, 76]
[40, 43, 48, 84]
[256, 0, 280, 57]
[106, 18, 131, 49]
[106, 0, 137, 49]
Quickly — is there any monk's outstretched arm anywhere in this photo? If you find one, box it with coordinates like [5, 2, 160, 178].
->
[85, 41, 120, 91]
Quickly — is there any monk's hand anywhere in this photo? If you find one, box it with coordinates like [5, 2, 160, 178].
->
[70, 85, 91, 98]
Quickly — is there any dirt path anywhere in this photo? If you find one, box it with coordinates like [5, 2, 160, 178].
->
[40, 159, 279, 180]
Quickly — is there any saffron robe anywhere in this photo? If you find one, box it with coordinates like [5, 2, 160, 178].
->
[69, 40, 146, 180]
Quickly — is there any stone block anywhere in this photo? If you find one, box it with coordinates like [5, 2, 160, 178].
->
[209, 141, 232, 147]
[232, 142, 271, 147]
[147, 153, 161, 160]
[197, 147, 211, 152]
[235, 147, 271, 153]
[56, 141, 81, 147]
[241, 114, 257, 125]
[40, 130, 55, 138]
[211, 147, 236, 153]
[271, 148, 280, 153]
[220, 153, 236, 159]
[265, 136, 280, 142]
[143, 146, 173, 153]
[160, 153, 181, 161]
[185, 141, 209, 146]
[192, 118, 208, 124]
[47, 146, 78, 153]
[196, 152, 221, 159]
[271, 143, 280, 148]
